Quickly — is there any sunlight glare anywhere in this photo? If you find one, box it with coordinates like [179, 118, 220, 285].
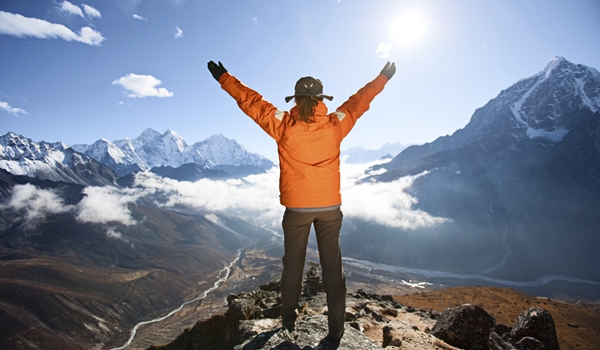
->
[391, 12, 430, 46]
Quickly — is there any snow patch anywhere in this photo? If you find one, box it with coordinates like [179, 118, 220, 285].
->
[526, 127, 569, 142]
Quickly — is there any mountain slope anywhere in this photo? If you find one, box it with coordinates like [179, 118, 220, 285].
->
[0, 132, 118, 186]
[0, 169, 274, 349]
[342, 57, 600, 287]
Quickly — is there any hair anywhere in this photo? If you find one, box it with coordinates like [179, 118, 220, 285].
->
[295, 95, 322, 123]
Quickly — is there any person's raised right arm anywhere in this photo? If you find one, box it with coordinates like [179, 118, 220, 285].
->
[207, 61, 286, 141]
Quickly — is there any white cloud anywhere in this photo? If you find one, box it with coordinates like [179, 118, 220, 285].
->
[76, 186, 150, 225]
[105, 227, 132, 245]
[112, 73, 174, 98]
[2, 184, 75, 222]
[59, 1, 84, 18]
[341, 161, 449, 229]
[106, 226, 125, 240]
[173, 26, 183, 39]
[0, 101, 28, 117]
[134, 170, 284, 228]
[133, 14, 147, 21]
[82, 4, 101, 18]
[376, 42, 392, 58]
[3, 162, 447, 232]
[0, 11, 105, 46]
[132, 161, 448, 230]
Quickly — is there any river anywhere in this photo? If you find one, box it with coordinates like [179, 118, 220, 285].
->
[110, 249, 242, 350]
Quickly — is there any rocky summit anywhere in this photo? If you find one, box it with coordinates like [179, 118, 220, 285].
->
[151, 268, 561, 350]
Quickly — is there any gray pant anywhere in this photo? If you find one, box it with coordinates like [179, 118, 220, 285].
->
[280, 208, 346, 337]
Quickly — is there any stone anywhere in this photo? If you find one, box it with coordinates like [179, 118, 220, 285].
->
[509, 307, 559, 350]
[489, 332, 516, 350]
[514, 336, 545, 350]
[382, 325, 402, 348]
[430, 303, 496, 350]
[234, 315, 382, 350]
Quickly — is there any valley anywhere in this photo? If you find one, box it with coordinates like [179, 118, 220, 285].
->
[121, 242, 600, 350]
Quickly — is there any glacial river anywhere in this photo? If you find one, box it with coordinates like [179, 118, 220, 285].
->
[110, 249, 242, 350]
[343, 257, 600, 288]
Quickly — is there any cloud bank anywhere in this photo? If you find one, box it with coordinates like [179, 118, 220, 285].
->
[0, 11, 105, 46]
[112, 74, 174, 98]
[340, 162, 448, 229]
[135, 169, 283, 228]
[1, 184, 74, 221]
[76, 186, 151, 225]
[2, 161, 449, 231]
[131, 161, 448, 230]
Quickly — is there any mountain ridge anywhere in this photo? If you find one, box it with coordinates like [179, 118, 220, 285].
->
[72, 128, 275, 177]
[342, 56, 600, 290]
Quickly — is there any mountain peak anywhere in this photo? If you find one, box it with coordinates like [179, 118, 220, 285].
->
[207, 134, 229, 141]
[462, 57, 600, 143]
[164, 128, 180, 137]
[139, 128, 161, 140]
[544, 56, 567, 73]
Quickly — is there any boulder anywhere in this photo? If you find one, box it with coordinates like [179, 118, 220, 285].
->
[430, 304, 496, 350]
[509, 307, 559, 350]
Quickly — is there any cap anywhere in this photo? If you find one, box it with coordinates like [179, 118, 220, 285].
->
[284, 76, 334, 103]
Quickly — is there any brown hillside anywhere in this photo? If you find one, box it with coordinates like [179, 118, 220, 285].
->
[394, 286, 600, 350]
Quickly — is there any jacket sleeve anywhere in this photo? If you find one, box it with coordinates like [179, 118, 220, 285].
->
[334, 74, 388, 138]
[218, 72, 286, 141]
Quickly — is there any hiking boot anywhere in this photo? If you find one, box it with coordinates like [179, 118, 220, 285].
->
[315, 334, 342, 350]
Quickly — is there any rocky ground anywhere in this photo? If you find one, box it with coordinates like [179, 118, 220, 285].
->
[395, 286, 600, 350]
[111, 244, 600, 350]
[148, 270, 600, 350]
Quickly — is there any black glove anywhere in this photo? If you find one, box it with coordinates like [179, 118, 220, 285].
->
[208, 61, 227, 81]
[380, 61, 396, 81]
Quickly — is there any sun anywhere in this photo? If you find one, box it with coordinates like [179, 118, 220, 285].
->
[390, 12, 430, 46]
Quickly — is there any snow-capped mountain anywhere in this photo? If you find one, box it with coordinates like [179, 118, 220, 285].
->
[463, 56, 599, 141]
[73, 128, 274, 176]
[381, 56, 600, 168]
[343, 57, 600, 283]
[341, 142, 410, 164]
[0, 132, 117, 186]
[71, 138, 144, 176]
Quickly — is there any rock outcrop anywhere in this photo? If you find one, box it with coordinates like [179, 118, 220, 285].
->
[429, 304, 560, 350]
[150, 271, 560, 350]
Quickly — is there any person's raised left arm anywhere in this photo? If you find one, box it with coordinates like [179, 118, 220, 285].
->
[334, 62, 396, 138]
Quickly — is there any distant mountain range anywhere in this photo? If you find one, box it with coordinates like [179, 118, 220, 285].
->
[71, 129, 275, 177]
[341, 142, 410, 164]
[0, 129, 275, 184]
[0, 132, 118, 186]
[341, 56, 600, 292]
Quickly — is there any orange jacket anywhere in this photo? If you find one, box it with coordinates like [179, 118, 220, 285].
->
[218, 72, 388, 208]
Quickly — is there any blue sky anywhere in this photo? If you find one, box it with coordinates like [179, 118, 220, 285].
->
[1, 0, 599, 162]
